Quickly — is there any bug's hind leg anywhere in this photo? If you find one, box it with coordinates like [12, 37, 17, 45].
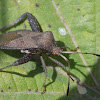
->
[0, 12, 41, 32]
[0, 53, 32, 70]
[40, 56, 47, 94]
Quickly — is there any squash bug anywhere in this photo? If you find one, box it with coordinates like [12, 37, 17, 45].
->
[0, 12, 100, 95]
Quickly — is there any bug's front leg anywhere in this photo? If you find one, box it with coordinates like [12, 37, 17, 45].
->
[0, 12, 41, 32]
[0, 53, 32, 70]
[40, 56, 47, 94]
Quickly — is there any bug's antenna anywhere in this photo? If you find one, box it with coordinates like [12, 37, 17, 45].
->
[61, 46, 100, 56]
[59, 54, 70, 70]
[48, 56, 73, 96]
[62, 51, 100, 57]
[59, 54, 70, 96]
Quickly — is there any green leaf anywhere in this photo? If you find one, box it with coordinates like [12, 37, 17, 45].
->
[0, 0, 100, 100]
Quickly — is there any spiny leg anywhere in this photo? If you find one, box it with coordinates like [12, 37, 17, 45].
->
[40, 56, 47, 94]
[0, 53, 32, 70]
[0, 12, 41, 32]
[48, 56, 74, 96]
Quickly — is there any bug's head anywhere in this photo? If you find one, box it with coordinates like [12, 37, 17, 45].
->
[52, 47, 63, 55]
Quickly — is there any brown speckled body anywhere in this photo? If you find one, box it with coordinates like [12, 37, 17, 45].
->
[0, 30, 61, 55]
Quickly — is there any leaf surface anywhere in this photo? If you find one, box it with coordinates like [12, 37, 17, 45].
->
[0, 0, 100, 100]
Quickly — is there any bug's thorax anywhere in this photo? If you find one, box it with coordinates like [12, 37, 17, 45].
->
[32, 31, 63, 55]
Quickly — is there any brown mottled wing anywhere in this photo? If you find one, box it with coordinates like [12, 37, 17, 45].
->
[0, 30, 42, 50]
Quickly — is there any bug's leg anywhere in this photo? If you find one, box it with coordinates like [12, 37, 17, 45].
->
[48, 56, 74, 96]
[0, 53, 32, 70]
[0, 12, 41, 32]
[40, 56, 47, 94]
